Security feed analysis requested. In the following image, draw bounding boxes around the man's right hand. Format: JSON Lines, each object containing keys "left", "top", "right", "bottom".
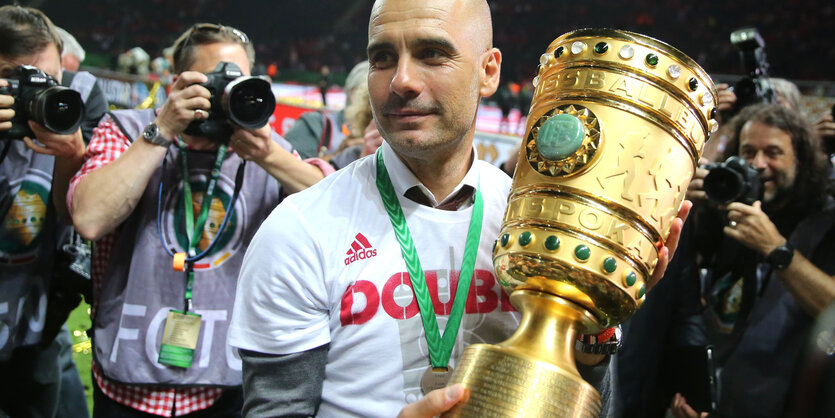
{"left": 0, "top": 79, "right": 15, "bottom": 132}
{"left": 670, "top": 393, "right": 709, "bottom": 418}
{"left": 397, "top": 384, "right": 469, "bottom": 418}
{"left": 715, "top": 83, "right": 737, "bottom": 113}
{"left": 685, "top": 158, "right": 709, "bottom": 203}
{"left": 815, "top": 111, "right": 835, "bottom": 152}
{"left": 153, "top": 71, "right": 211, "bottom": 140}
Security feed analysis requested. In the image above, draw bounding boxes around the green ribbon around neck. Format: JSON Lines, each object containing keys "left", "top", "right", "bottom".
{"left": 375, "top": 148, "right": 483, "bottom": 368}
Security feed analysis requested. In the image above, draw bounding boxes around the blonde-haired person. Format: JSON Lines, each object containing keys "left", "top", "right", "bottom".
{"left": 330, "top": 64, "right": 385, "bottom": 169}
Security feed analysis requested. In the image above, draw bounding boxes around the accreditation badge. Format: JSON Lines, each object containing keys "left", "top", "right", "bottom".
{"left": 158, "top": 310, "right": 202, "bottom": 368}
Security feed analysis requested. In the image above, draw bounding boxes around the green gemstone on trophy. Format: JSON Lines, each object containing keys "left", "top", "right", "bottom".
{"left": 625, "top": 271, "right": 637, "bottom": 287}
{"left": 602, "top": 257, "right": 617, "bottom": 273}
{"left": 688, "top": 77, "right": 699, "bottom": 91}
{"left": 545, "top": 235, "right": 560, "bottom": 251}
{"left": 646, "top": 53, "right": 659, "bottom": 66}
{"left": 492, "top": 240, "right": 497, "bottom": 252}
{"left": 554, "top": 46, "right": 564, "bottom": 58}
{"left": 574, "top": 245, "right": 590, "bottom": 261}
{"left": 594, "top": 42, "right": 608, "bottom": 54}
{"left": 501, "top": 233, "right": 510, "bottom": 247}
{"left": 638, "top": 283, "right": 646, "bottom": 298}
{"left": 519, "top": 231, "right": 532, "bottom": 247}
{"left": 536, "top": 114, "right": 586, "bottom": 161}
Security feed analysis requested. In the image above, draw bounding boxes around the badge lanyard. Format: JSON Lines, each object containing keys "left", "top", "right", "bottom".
{"left": 155, "top": 138, "right": 246, "bottom": 311}
{"left": 375, "top": 149, "right": 483, "bottom": 369}
{"left": 177, "top": 138, "right": 225, "bottom": 311}
{"left": 155, "top": 138, "right": 246, "bottom": 369}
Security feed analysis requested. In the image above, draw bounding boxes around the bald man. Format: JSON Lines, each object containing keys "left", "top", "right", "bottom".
{"left": 230, "top": 0, "right": 686, "bottom": 416}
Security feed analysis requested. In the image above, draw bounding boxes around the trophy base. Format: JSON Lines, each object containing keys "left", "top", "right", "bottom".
{"left": 442, "top": 290, "right": 602, "bottom": 418}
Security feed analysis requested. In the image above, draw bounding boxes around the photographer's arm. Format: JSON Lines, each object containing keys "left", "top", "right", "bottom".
{"left": 230, "top": 126, "right": 325, "bottom": 193}
{"left": 72, "top": 72, "right": 210, "bottom": 240}
{"left": 26, "top": 122, "right": 85, "bottom": 223}
{"left": 0, "top": 79, "right": 87, "bottom": 223}
{"left": 725, "top": 201, "right": 835, "bottom": 317}
{"left": 71, "top": 131, "right": 170, "bottom": 240}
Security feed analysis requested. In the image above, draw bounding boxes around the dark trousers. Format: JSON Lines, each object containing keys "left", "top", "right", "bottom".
{"left": 0, "top": 327, "right": 87, "bottom": 418}
{"left": 92, "top": 380, "right": 243, "bottom": 418}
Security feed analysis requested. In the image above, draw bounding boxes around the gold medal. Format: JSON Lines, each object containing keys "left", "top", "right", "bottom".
{"left": 420, "top": 366, "right": 453, "bottom": 395}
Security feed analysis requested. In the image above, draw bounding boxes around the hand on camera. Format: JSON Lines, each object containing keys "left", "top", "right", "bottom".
{"left": 24, "top": 121, "right": 84, "bottom": 159}
{"left": 0, "top": 79, "right": 84, "bottom": 157}
{"left": 686, "top": 158, "right": 710, "bottom": 203}
{"left": 715, "top": 83, "right": 737, "bottom": 113}
{"left": 0, "top": 80, "right": 14, "bottom": 131}
{"left": 229, "top": 124, "right": 274, "bottom": 163}
{"left": 155, "top": 71, "right": 211, "bottom": 140}
{"left": 670, "top": 393, "right": 708, "bottom": 418}
{"left": 723, "top": 201, "right": 785, "bottom": 256}
{"left": 815, "top": 112, "right": 835, "bottom": 144}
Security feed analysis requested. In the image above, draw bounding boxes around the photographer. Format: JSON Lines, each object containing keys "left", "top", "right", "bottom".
{"left": 68, "top": 24, "right": 328, "bottom": 417}
{"left": 671, "top": 104, "right": 835, "bottom": 418}
{"left": 0, "top": 5, "right": 107, "bottom": 417}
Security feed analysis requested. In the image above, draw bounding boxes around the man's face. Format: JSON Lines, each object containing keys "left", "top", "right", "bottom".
{"left": 738, "top": 120, "right": 797, "bottom": 206}
{"left": 189, "top": 42, "right": 250, "bottom": 76}
{"left": 62, "top": 53, "right": 81, "bottom": 72}
{"left": 0, "top": 43, "right": 62, "bottom": 82}
{"left": 366, "top": 0, "right": 497, "bottom": 157}
{"left": 181, "top": 42, "right": 250, "bottom": 149}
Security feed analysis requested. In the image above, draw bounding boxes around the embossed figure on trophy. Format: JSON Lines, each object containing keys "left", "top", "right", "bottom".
{"left": 596, "top": 132, "right": 648, "bottom": 201}
{"left": 640, "top": 146, "right": 692, "bottom": 233}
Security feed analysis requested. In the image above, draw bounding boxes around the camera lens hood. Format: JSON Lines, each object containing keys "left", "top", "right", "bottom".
{"left": 31, "top": 86, "right": 84, "bottom": 135}
{"left": 222, "top": 76, "right": 275, "bottom": 130}
{"left": 704, "top": 166, "right": 746, "bottom": 204}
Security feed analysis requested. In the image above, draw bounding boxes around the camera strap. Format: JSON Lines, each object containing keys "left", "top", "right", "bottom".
{"left": 0, "top": 141, "right": 11, "bottom": 165}
{"left": 154, "top": 139, "right": 247, "bottom": 369}
{"left": 177, "top": 138, "right": 226, "bottom": 309}
{"left": 317, "top": 111, "right": 332, "bottom": 158}
{"left": 155, "top": 138, "right": 246, "bottom": 310}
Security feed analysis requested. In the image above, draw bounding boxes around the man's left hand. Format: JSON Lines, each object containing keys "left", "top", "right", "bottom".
{"left": 24, "top": 121, "right": 85, "bottom": 159}
{"left": 724, "top": 201, "right": 786, "bottom": 256}
{"left": 229, "top": 124, "right": 274, "bottom": 163}
{"left": 647, "top": 200, "right": 692, "bottom": 290}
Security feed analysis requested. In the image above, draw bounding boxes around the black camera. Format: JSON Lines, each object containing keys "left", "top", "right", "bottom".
{"left": 725, "top": 28, "right": 776, "bottom": 120}
{"left": 0, "top": 65, "right": 84, "bottom": 140}
{"left": 702, "top": 156, "right": 762, "bottom": 205}
{"left": 183, "top": 61, "right": 276, "bottom": 144}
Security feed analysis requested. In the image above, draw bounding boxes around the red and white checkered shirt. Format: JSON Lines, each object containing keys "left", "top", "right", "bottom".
{"left": 69, "top": 115, "right": 334, "bottom": 416}
{"left": 68, "top": 115, "right": 224, "bottom": 416}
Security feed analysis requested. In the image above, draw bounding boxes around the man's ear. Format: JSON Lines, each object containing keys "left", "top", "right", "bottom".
{"left": 479, "top": 48, "right": 502, "bottom": 98}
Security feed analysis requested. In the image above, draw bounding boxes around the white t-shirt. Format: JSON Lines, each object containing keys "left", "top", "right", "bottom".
{"left": 230, "top": 142, "right": 517, "bottom": 417}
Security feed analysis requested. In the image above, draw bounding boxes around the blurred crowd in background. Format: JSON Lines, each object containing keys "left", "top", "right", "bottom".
{"left": 40, "top": 0, "right": 835, "bottom": 83}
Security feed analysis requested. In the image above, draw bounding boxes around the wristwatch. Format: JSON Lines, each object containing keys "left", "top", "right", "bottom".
{"left": 766, "top": 242, "right": 794, "bottom": 270}
{"left": 142, "top": 122, "right": 172, "bottom": 147}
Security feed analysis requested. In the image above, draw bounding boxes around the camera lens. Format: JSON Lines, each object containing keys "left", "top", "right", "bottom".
{"left": 703, "top": 167, "right": 745, "bottom": 204}
{"left": 223, "top": 77, "right": 275, "bottom": 130}
{"left": 30, "top": 87, "right": 83, "bottom": 134}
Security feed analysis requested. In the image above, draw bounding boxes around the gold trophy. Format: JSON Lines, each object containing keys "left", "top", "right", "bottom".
{"left": 444, "top": 29, "right": 717, "bottom": 417}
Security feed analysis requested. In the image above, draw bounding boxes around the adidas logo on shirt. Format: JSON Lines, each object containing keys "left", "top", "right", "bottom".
{"left": 344, "top": 233, "right": 378, "bottom": 265}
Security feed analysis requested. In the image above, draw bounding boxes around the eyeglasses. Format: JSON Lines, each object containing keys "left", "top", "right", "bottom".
{"left": 187, "top": 23, "right": 250, "bottom": 45}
